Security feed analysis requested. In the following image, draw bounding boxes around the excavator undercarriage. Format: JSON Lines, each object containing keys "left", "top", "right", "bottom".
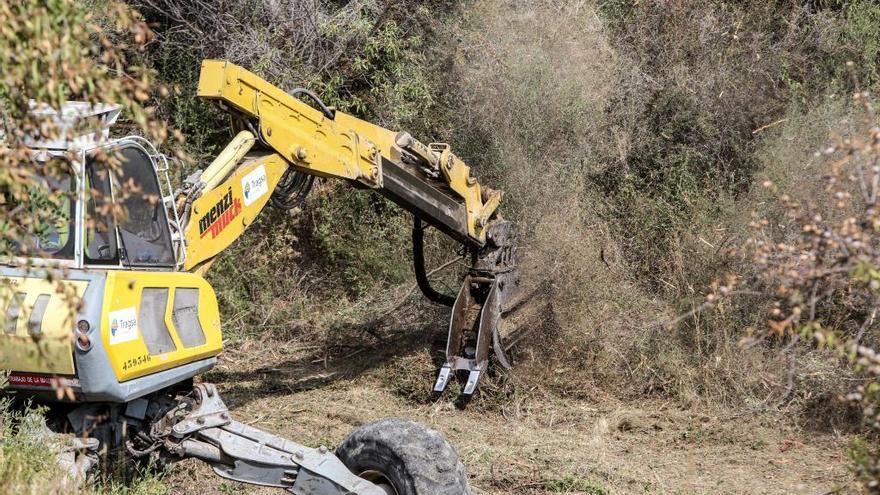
{"left": 57, "top": 384, "right": 387, "bottom": 494}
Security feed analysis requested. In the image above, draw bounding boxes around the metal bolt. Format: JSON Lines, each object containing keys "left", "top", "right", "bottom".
{"left": 293, "top": 451, "right": 304, "bottom": 461}
{"left": 221, "top": 412, "right": 229, "bottom": 420}
{"left": 197, "top": 417, "right": 205, "bottom": 425}
{"left": 173, "top": 424, "right": 185, "bottom": 433}
{"left": 318, "top": 445, "right": 328, "bottom": 454}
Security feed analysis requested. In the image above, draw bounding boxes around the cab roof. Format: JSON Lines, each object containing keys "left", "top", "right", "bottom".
{"left": 24, "top": 100, "right": 121, "bottom": 151}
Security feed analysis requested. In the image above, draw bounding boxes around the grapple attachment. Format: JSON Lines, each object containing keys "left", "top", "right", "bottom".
{"left": 432, "top": 220, "right": 519, "bottom": 396}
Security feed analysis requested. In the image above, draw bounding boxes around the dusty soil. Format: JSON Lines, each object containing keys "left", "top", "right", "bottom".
{"left": 163, "top": 328, "right": 857, "bottom": 495}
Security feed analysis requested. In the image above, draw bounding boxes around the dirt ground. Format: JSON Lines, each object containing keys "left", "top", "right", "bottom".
{"left": 162, "top": 329, "right": 857, "bottom": 495}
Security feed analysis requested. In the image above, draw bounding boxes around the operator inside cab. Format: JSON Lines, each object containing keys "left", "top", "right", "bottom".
{"left": 2, "top": 168, "right": 74, "bottom": 259}
{"left": 3, "top": 144, "right": 175, "bottom": 269}
{"left": 85, "top": 146, "right": 175, "bottom": 267}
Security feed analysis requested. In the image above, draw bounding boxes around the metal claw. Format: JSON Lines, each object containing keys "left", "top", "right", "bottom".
{"left": 492, "top": 322, "right": 513, "bottom": 370}
{"left": 433, "top": 365, "right": 452, "bottom": 393}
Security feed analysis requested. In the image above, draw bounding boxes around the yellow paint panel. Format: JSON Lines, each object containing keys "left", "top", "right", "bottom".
{"left": 183, "top": 153, "right": 288, "bottom": 271}
{"left": 0, "top": 277, "right": 86, "bottom": 374}
{"left": 102, "top": 271, "right": 222, "bottom": 382}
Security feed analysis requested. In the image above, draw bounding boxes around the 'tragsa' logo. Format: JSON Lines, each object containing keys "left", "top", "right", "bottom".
{"left": 199, "top": 188, "right": 242, "bottom": 239}
{"left": 241, "top": 166, "right": 269, "bottom": 207}
{"left": 107, "top": 307, "right": 138, "bottom": 345}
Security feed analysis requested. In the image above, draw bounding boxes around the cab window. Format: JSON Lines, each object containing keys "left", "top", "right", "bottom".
{"left": 3, "top": 168, "right": 75, "bottom": 260}
{"left": 112, "top": 146, "right": 175, "bottom": 267}
{"left": 84, "top": 161, "right": 118, "bottom": 264}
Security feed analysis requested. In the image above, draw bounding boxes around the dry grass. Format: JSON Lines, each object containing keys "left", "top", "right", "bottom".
{"left": 165, "top": 334, "right": 859, "bottom": 494}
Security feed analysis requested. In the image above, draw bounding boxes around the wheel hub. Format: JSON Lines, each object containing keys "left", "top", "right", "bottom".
{"left": 358, "top": 470, "right": 398, "bottom": 495}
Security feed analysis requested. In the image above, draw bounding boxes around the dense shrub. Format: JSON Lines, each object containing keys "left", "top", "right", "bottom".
{"left": 423, "top": 0, "right": 880, "bottom": 413}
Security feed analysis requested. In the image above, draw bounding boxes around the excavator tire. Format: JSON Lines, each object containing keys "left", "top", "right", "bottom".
{"left": 336, "top": 419, "right": 471, "bottom": 495}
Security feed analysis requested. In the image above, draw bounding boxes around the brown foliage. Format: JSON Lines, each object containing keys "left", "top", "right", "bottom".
{"left": 738, "top": 89, "right": 880, "bottom": 490}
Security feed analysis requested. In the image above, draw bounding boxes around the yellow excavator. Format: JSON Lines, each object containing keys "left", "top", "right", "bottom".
{"left": 0, "top": 61, "right": 519, "bottom": 494}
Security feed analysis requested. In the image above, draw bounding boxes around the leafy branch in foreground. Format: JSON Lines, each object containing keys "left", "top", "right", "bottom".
{"left": 0, "top": 0, "right": 177, "bottom": 377}
{"left": 0, "top": 0, "right": 173, "bottom": 256}
{"left": 746, "top": 88, "right": 879, "bottom": 491}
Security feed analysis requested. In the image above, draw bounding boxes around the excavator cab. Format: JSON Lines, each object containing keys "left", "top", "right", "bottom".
{"left": 85, "top": 145, "right": 177, "bottom": 268}
{"left": 7, "top": 145, "right": 174, "bottom": 265}
{"left": 1, "top": 103, "right": 221, "bottom": 402}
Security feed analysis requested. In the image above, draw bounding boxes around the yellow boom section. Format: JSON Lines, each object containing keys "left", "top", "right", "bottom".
{"left": 196, "top": 59, "right": 501, "bottom": 244}
{"left": 182, "top": 153, "right": 289, "bottom": 271}
{"left": 197, "top": 60, "right": 390, "bottom": 187}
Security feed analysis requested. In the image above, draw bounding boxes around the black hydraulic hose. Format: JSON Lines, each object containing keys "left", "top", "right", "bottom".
{"left": 291, "top": 88, "right": 335, "bottom": 120}
{"left": 412, "top": 217, "right": 456, "bottom": 307}
{"left": 270, "top": 169, "right": 314, "bottom": 210}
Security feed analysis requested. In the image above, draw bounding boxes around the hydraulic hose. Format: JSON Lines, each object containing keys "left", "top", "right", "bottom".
{"left": 412, "top": 217, "right": 456, "bottom": 307}
{"left": 291, "top": 88, "right": 335, "bottom": 120}
{"left": 269, "top": 168, "right": 314, "bottom": 210}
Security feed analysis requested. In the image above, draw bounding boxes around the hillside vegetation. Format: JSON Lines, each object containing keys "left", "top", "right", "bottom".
{"left": 133, "top": 0, "right": 880, "bottom": 413}
{"left": 3, "top": 0, "right": 880, "bottom": 493}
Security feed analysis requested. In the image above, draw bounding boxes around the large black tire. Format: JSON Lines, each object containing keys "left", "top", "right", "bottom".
{"left": 335, "top": 419, "right": 471, "bottom": 495}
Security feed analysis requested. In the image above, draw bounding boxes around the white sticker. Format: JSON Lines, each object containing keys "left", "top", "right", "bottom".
{"left": 108, "top": 307, "right": 138, "bottom": 345}
{"left": 241, "top": 165, "right": 269, "bottom": 207}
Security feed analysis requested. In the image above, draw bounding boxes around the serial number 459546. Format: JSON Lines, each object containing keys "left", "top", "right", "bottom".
{"left": 122, "top": 354, "right": 152, "bottom": 371}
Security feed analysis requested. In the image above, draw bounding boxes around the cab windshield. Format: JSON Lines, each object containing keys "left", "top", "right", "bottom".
{"left": 108, "top": 146, "right": 175, "bottom": 267}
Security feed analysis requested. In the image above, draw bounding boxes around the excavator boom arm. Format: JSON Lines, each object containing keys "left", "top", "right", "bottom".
{"left": 185, "top": 60, "right": 519, "bottom": 396}
{"left": 196, "top": 59, "right": 500, "bottom": 247}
